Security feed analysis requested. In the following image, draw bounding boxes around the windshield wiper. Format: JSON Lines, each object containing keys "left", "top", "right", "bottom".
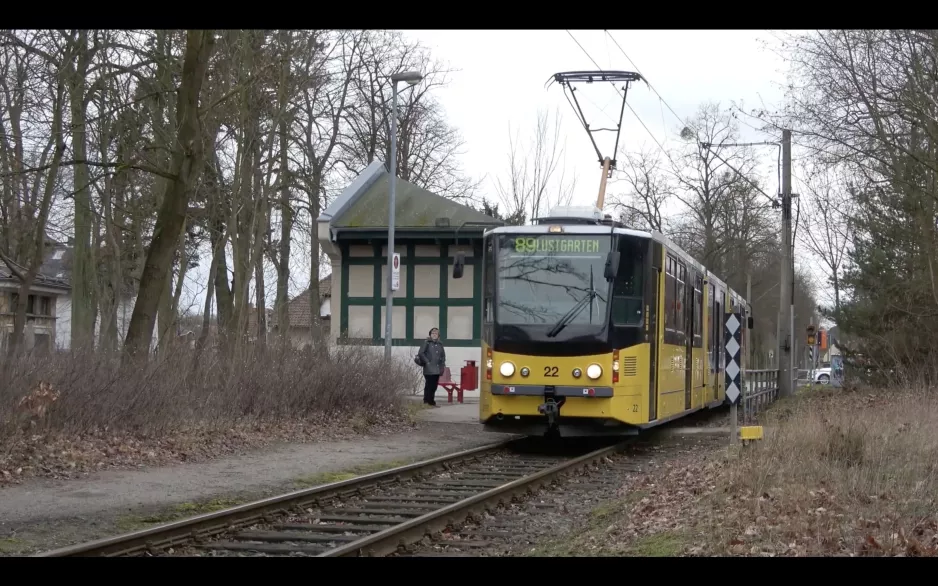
{"left": 546, "top": 289, "right": 597, "bottom": 337}
{"left": 547, "top": 267, "right": 598, "bottom": 338}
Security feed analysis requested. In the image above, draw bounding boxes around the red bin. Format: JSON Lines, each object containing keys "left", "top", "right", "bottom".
{"left": 461, "top": 360, "right": 478, "bottom": 391}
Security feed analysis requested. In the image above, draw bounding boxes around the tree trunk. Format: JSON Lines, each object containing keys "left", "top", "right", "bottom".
{"left": 308, "top": 169, "right": 322, "bottom": 346}
{"left": 156, "top": 245, "right": 174, "bottom": 353}
{"left": 10, "top": 278, "right": 36, "bottom": 356}
{"left": 275, "top": 122, "right": 292, "bottom": 342}
{"left": 96, "top": 90, "right": 123, "bottom": 354}
{"left": 68, "top": 29, "right": 97, "bottom": 352}
{"left": 255, "top": 256, "right": 266, "bottom": 343}
{"left": 206, "top": 147, "right": 234, "bottom": 348}
{"left": 124, "top": 30, "right": 215, "bottom": 360}
{"left": 253, "top": 137, "right": 267, "bottom": 345}
{"left": 158, "top": 226, "right": 188, "bottom": 353}
{"left": 171, "top": 230, "right": 189, "bottom": 320}
{"left": 212, "top": 218, "right": 234, "bottom": 346}
{"left": 197, "top": 251, "right": 217, "bottom": 352}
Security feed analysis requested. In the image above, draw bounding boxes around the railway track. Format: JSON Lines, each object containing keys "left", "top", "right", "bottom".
{"left": 35, "top": 436, "right": 631, "bottom": 558}
{"left": 397, "top": 432, "right": 725, "bottom": 557}
{"left": 35, "top": 405, "right": 729, "bottom": 558}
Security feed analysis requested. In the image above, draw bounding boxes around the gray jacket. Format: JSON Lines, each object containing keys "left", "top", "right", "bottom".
{"left": 419, "top": 338, "right": 446, "bottom": 376}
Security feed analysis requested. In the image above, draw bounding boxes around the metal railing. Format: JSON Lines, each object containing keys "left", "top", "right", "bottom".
{"left": 741, "top": 369, "right": 779, "bottom": 425}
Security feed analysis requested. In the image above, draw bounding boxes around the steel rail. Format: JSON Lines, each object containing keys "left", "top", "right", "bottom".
{"left": 319, "top": 439, "right": 632, "bottom": 557}
{"left": 33, "top": 438, "right": 521, "bottom": 557}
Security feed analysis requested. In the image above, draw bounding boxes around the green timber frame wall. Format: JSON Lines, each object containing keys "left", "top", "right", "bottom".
{"left": 338, "top": 238, "right": 483, "bottom": 347}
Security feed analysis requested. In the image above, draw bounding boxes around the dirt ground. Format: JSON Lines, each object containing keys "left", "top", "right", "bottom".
{"left": 0, "top": 418, "right": 510, "bottom": 556}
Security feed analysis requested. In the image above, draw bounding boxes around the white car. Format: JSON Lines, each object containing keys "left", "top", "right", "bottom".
{"left": 813, "top": 367, "right": 832, "bottom": 384}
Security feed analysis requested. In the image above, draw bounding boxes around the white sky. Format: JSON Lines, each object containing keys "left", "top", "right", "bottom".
{"left": 174, "top": 29, "right": 837, "bottom": 320}
{"left": 405, "top": 29, "right": 790, "bottom": 204}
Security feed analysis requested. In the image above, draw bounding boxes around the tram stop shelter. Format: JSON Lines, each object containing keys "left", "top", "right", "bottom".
{"left": 317, "top": 160, "right": 504, "bottom": 392}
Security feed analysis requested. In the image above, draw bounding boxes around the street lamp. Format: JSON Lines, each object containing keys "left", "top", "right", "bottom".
{"left": 385, "top": 70, "right": 423, "bottom": 360}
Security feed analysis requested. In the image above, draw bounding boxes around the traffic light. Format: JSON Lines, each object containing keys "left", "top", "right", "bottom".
{"left": 819, "top": 329, "right": 828, "bottom": 351}
{"left": 806, "top": 324, "right": 816, "bottom": 346}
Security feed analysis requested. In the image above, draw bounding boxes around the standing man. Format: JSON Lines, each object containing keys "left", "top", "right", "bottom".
{"left": 419, "top": 327, "right": 446, "bottom": 407}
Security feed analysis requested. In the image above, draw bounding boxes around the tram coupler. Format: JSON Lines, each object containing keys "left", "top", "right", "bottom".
{"left": 538, "top": 395, "right": 565, "bottom": 438}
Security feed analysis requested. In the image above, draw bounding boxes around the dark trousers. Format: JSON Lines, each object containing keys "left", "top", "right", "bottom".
{"left": 423, "top": 374, "right": 440, "bottom": 404}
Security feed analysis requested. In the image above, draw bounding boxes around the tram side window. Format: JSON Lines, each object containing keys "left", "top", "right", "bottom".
{"left": 612, "top": 240, "right": 643, "bottom": 326}
{"left": 483, "top": 238, "right": 495, "bottom": 323}
{"left": 664, "top": 255, "right": 676, "bottom": 341}
{"left": 675, "top": 261, "right": 686, "bottom": 344}
{"left": 715, "top": 289, "right": 724, "bottom": 370}
{"left": 693, "top": 275, "right": 703, "bottom": 348}
{"left": 708, "top": 284, "right": 716, "bottom": 371}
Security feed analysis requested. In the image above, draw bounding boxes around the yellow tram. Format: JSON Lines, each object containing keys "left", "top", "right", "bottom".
{"left": 452, "top": 208, "right": 751, "bottom": 438}
{"left": 446, "top": 68, "right": 752, "bottom": 437}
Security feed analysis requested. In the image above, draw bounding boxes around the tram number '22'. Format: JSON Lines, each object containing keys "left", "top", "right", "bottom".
{"left": 544, "top": 366, "right": 559, "bottom": 377}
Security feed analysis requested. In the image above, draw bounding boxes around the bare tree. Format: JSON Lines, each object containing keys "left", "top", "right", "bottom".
{"left": 494, "top": 108, "right": 577, "bottom": 225}
{"left": 670, "top": 101, "right": 763, "bottom": 274}
{"left": 609, "top": 146, "right": 670, "bottom": 232}
{"left": 269, "top": 29, "right": 300, "bottom": 343}
{"left": 340, "top": 30, "right": 479, "bottom": 203}
{"left": 795, "top": 163, "right": 854, "bottom": 313}
{"left": 0, "top": 30, "right": 69, "bottom": 355}
{"left": 291, "top": 30, "right": 363, "bottom": 345}
{"left": 124, "top": 29, "right": 216, "bottom": 359}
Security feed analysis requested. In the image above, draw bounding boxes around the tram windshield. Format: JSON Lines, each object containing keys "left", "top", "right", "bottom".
{"left": 495, "top": 233, "right": 611, "bottom": 327}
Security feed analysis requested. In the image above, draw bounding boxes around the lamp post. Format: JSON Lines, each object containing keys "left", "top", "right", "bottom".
{"left": 385, "top": 70, "right": 423, "bottom": 360}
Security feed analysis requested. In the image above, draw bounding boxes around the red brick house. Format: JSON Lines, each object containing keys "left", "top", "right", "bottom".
{"left": 269, "top": 275, "right": 332, "bottom": 347}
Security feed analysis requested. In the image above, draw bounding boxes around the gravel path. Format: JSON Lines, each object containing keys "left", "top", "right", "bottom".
{"left": 0, "top": 421, "right": 512, "bottom": 555}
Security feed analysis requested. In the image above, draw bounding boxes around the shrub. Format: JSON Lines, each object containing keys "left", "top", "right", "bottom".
{"left": 0, "top": 341, "right": 419, "bottom": 440}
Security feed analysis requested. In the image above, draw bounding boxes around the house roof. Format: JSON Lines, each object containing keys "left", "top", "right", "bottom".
{"left": 0, "top": 241, "right": 72, "bottom": 291}
{"left": 270, "top": 275, "right": 332, "bottom": 330}
{"left": 318, "top": 160, "right": 503, "bottom": 238}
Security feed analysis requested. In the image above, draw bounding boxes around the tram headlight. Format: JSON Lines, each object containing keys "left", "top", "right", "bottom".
{"left": 520, "top": 367, "right": 530, "bottom": 377}
{"left": 499, "top": 361, "right": 516, "bottom": 377}
{"left": 586, "top": 363, "right": 603, "bottom": 380}
{"left": 572, "top": 368, "right": 582, "bottom": 378}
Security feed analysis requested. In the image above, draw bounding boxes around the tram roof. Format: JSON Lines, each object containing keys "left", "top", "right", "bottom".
{"left": 485, "top": 224, "right": 653, "bottom": 239}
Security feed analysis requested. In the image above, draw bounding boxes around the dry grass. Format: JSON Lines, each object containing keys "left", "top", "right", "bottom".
{"left": 0, "top": 342, "right": 421, "bottom": 485}
{"left": 533, "top": 386, "right": 938, "bottom": 557}
{"left": 707, "top": 385, "right": 938, "bottom": 556}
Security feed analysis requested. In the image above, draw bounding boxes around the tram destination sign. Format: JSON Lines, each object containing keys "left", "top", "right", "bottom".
{"left": 511, "top": 235, "right": 603, "bottom": 255}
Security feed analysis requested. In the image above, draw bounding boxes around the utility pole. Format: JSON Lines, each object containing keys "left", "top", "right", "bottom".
{"left": 747, "top": 274, "right": 753, "bottom": 373}
{"left": 778, "top": 129, "right": 793, "bottom": 399}
{"left": 383, "top": 71, "right": 424, "bottom": 360}
{"left": 384, "top": 80, "right": 399, "bottom": 360}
